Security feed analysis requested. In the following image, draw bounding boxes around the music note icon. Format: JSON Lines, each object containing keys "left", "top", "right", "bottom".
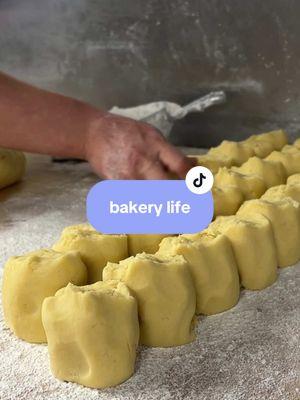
{"left": 193, "top": 173, "right": 206, "bottom": 188}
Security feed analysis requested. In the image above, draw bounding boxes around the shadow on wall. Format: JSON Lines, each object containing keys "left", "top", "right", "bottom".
{"left": 0, "top": 0, "right": 300, "bottom": 146}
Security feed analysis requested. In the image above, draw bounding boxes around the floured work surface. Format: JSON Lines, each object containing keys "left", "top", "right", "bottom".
{"left": 0, "top": 154, "right": 299, "bottom": 400}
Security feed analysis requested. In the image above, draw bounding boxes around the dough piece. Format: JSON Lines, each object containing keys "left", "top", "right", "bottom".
{"left": 282, "top": 144, "right": 300, "bottom": 153}
{"left": 42, "top": 281, "right": 139, "bottom": 389}
{"left": 242, "top": 139, "right": 274, "bottom": 158}
{"left": 214, "top": 168, "right": 266, "bottom": 200}
{"left": 0, "top": 148, "right": 26, "bottom": 189}
{"left": 267, "top": 130, "right": 288, "bottom": 150}
{"left": 2, "top": 249, "right": 87, "bottom": 343}
{"left": 265, "top": 147, "right": 300, "bottom": 176}
{"left": 232, "top": 157, "right": 286, "bottom": 188}
{"left": 237, "top": 198, "right": 300, "bottom": 267}
{"left": 128, "top": 234, "right": 169, "bottom": 256}
{"left": 212, "top": 185, "right": 244, "bottom": 217}
{"left": 208, "top": 215, "right": 277, "bottom": 290}
{"left": 287, "top": 173, "right": 300, "bottom": 185}
{"left": 157, "top": 233, "right": 240, "bottom": 315}
{"left": 294, "top": 138, "right": 300, "bottom": 149}
{"left": 103, "top": 253, "right": 196, "bottom": 347}
{"left": 261, "top": 184, "right": 300, "bottom": 203}
{"left": 188, "top": 154, "right": 231, "bottom": 174}
{"left": 246, "top": 130, "right": 288, "bottom": 151}
{"left": 207, "top": 141, "right": 255, "bottom": 167}
{"left": 53, "top": 224, "right": 128, "bottom": 283}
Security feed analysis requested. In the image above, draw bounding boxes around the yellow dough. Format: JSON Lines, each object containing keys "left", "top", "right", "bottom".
{"left": 127, "top": 234, "right": 169, "bottom": 256}
{"left": 245, "top": 130, "right": 288, "bottom": 151}
{"left": 0, "top": 148, "right": 26, "bottom": 189}
{"left": 242, "top": 138, "right": 274, "bottom": 158}
{"left": 265, "top": 146, "right": 300, "bottom": 176}
{"left": 266, "top": 130, "right": 288, "bottom": 150}
{"left": 232, "top": 157, "right": 286, "bottom": 188}
{"left": 207, "top": 140, "right": 255, "bottom": 167}
{"left": 42, "top": 281, "right": 139, "bottom": 389}
{"left": 208, "top": 215, "right": 277, "bottom": 290}
{"left": 261, "top": 184, "right": 300, "bottom": 203}
{"left": 282, "top": 144, "right": 300, "bottom": 153}
{"left": 103, "top": 253, "right": 196, "bottom": 347}
{"left": 157, "top": 233, "right": 240, "bottom": 315}
{"left": 212, "top": 186, "right": 244, "bottom": 217}
{"left": 294, "top": 138, "right": 300, "bottom": 149}
{"left": 53, "top": 224, "right": 128, "bottom": 283}
{"left": 214, "top": 168, "right": 266, "bottom": 200}
{"left": 237, "top": 198, "right": 300, "bottom": 267}
{"left": 2, "top": 249, "right": 87, "bottom": 343}
{"left": 188, "top": 154, "right": 231, "bottom": 174}
{"left": 287, "top": 173, "right": 300, "bottom": 185}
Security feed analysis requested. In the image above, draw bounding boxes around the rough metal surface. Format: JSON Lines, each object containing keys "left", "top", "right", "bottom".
{"left": 1, "top": 0, "right": 300, "bottom": 145}
{"left": 0, "top": 155, "right": 299, "bottom": 400}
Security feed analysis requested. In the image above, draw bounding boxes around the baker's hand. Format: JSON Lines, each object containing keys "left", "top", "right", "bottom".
{"left": 85, "top": 113, "right": 194, "bottom": 179}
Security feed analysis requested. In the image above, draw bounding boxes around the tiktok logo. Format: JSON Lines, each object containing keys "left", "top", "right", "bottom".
{"left": 185, "top": 166, "right": 214, "bottom": 195}
{"left": 193, "top": 173, "right": 206, "bottom": 188}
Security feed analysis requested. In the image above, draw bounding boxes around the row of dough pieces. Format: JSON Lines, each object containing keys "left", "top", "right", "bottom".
{"left": 197, "top": 132, "right": 300, "bottom": 217}
{"left": 0, "top": 129, "right": 294, "bottom": 191}
{"left": 3, "top": 174, "right": 300, "bottom": 389}
{"left": 2, "top": 134, "right": 300, "bottom": 389}
{"left": 191, "top": 129, "right": 291, "bottom": 172}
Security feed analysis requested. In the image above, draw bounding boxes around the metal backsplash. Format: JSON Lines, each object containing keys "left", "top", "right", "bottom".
{"left": 1, "top": 0, "right": 299, "bottom": 147}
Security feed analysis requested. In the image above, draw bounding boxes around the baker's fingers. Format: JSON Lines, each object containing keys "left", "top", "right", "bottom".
{"left": 157, "top": 141, "right": 194, "bottom": 178}
{"left": 186, "top": 156, "right": 198, "bottom": 165}
{"left": 138, "top": 157, "right": 171, "bottom": 180}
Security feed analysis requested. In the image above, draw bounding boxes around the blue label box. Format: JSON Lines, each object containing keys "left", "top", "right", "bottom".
{"left": 87, "top": 180, "right": 214, "bottom": 234}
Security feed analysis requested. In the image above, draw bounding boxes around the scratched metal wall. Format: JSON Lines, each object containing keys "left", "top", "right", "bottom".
{"left": 0, "top": 0, "right": 299, "bottom": 147}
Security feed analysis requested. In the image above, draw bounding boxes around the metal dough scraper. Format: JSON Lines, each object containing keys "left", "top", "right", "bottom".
{"left": 110, "top": 91, "right": 226, "bottom": 138}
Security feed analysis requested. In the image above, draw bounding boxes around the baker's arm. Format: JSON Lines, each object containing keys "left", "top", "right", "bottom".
{"left": 0, "top": 72, "right": 193, "bottom": 179}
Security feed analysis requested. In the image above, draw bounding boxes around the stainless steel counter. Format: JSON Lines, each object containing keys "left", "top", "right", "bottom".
{"left": 0, "top": 154, "right": 299, "bottom": 400}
